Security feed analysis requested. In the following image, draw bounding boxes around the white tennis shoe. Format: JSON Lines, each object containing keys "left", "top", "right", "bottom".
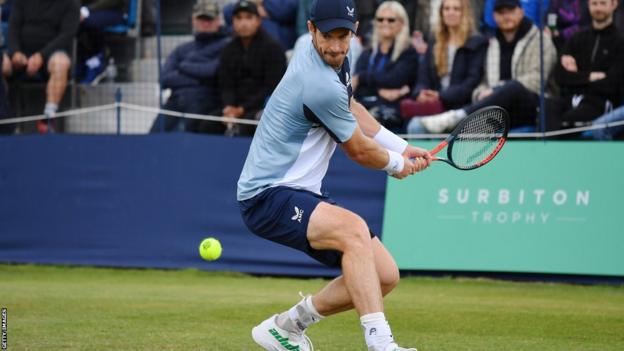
{"left": 252, "top": 314, "right": 314, "bottom": 351}
{"left": 420, "top": 110, "right": 462, "bottom": 133}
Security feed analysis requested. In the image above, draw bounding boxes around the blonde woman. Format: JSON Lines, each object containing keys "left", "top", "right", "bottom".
{"left": 403, "top": 0, "right": 487, "bottom": 119}
{"left": 353, "top": 1, "right": 419, "bottom": 130}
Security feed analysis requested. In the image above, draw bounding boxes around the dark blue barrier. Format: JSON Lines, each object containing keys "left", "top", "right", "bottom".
{"left": 0, "top": 134, "right": 386, "bottom": 277}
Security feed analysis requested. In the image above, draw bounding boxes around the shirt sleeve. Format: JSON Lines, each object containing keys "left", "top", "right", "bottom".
{"left": 302, "top": 73, "right": 356, "bottom": 143}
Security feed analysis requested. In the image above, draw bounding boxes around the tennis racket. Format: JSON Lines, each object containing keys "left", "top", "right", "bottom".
{"left": 429, "top": 106, "right": 509, "bottom": 170}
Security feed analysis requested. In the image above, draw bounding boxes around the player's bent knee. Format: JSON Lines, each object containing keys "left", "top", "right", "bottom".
{"left": 338, "top": 216, "right": 371, "bottom": 251}
{"left": 379, "top": 266, "right": 400, "bottom": 294}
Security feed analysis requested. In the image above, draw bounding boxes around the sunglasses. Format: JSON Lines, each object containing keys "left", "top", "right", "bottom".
{"left": 376, "top": 17, "right": 398, "bottom": 23}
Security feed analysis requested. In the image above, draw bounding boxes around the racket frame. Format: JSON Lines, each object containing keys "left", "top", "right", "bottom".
{"left": 430, "top": 106, "right": 510, "bottom": 170}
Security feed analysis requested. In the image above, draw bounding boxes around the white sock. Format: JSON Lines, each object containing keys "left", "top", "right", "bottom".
{"left": 361, "top": 312, "right": 394, "bottom": 351}
{"left": 276, "top": 296, "right": 323, "bottom": 333}
{"left": 44, "top": 103, "right": 58, "bottom": 117}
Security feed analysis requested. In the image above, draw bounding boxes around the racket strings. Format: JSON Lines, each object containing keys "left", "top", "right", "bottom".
{"left": 451, "top": 109, "right": 506, "bottom": 169}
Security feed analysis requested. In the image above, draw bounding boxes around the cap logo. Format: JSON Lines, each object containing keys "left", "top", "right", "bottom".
{"left": 346, "top": 6, "right": 355, "bottom": 17}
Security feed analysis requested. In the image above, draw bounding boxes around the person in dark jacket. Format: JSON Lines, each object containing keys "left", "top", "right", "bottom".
{"left": 353, "top": 1, "right": 419, "bottom": 130}
{"left": 556, "top": 0, "right": 624, "bottom": 126}
{"left": 5, "top": 0, "right": 79, "bottom": 133}
{"left": 404, "top": 0, "right": 487, "bottom": 119}
{"left": 224, "top": 0, "right": 298, "bottom": 50}
{"left": 150, "top": 0, "right": 230, "bottom": 132}
{"left": 200, "top": 0, "right": 286, "bottom": 136}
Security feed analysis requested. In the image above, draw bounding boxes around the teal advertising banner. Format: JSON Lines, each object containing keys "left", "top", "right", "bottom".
{"left": 383, "top": 141, "right": 624, "bottom": 276}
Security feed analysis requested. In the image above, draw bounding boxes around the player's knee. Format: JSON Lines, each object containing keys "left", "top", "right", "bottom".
{"left": 338, "top": 215, "right": 370, "bottom": 252}
{"left": 380, "top": 265, "right": 400, "bottom": 295}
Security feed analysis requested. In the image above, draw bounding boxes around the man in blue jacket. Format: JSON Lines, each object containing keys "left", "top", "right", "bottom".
{"left": 150, "top": 0, "right": 230, "bottom": 133}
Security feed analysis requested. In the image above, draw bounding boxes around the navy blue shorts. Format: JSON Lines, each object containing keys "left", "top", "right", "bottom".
{"left": 239, "top": 186, "right": 375, "bottom": 267}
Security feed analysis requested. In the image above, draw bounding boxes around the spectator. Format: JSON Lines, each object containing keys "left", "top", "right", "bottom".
{"left": 5, "top": 0, "right": 79, "bottom": 133}
{"left": 401, "top": 0, "right": 487, "bottom": 119}
{"left": 545, "top": 0, "right": 590, "bottom": 50}
{"left": 410, "top": 0, "right": 484, "bottom": 40}
{"left": 555, "top": 0, "right": 624, "bottom": 128}
{"left": 78, "top": 0, "right": 128, "bottom": 82}
{"left": 150, "top": 0, "right": 229, "bottom": 133}
{"left": 409, "top": 0, "right": 557, "bottom": 133}
{"left": 224, "top": 0, "right": 298, "bottom": 49}
{"left": 352, "top": 1, "right": 419, "bottom": 130}
{"left": 199, "top": 0, "right": 286, "bottom": 136}
{"left": 483, "top": 0, "right": 549, "bottom": 33}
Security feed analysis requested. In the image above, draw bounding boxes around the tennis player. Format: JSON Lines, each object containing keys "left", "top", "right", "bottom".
{"left": 237, "top": 0, "right": 431, "bottom": 349}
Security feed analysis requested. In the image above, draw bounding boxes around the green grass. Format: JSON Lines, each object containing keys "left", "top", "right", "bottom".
{"left": 1, "top": 264, "right": 623, "bottom": 350}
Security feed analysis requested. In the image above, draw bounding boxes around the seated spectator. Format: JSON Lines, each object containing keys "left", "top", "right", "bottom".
{"left": 408, "top": 0, "right": 557, "bottom": 133}
{"left": 545, "top": 0, "right": 590, "bottom": 51}
{"left": 77, "top": 0, "right": 128, "bottom": 82}
{"left": 555, "top": 0, "right": 624, "bottom": 128}
{"left": 199, "top": 0, "right": 286, "bottom": 136}
{"left": 224, "top": 0, "right": 298, "bottom": 49}
{"left": 5, "top": 0, "right": 79, "bottom": 133}
{"left": 483, "top": 0, "right": 549, "bottom": 33}
{"left": 401, "top": 0, "right": 487, "bottom": 119}
{"left": 150, "top": 0, "right": 229, "bottom": 133}
{"left": 352, "top": 0, "right": 419, "bottom": 130}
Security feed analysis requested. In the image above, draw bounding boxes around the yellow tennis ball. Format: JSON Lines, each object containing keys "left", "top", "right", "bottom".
{"left": 199, "top": 237, "right": 222, "bottom": 261}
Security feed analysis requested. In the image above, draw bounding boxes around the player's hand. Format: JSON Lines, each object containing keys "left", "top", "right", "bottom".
{"left": 26, "top": 53, "right": 43, "bottom": 76}
{"left": 403, "top": 145, "right": 432, "bottom": 172}
{"left": 390, "top": 157, "right": 416, "bottom": 179}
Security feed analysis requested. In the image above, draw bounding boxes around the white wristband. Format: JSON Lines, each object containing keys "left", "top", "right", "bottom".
{"left": 383, "top": 150, "right": 404, "bottom": 175}
{"left": 374, "top": 126, "right": 408, "bottom": 154}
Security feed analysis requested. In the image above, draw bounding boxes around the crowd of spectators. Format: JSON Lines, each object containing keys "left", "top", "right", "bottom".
{"left": 0, "top": 0, "right": 622, "bottom": 139}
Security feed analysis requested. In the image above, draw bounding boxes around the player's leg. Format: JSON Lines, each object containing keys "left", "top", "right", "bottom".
{"left": 299, "top": 202, "right": 412, "bottom": 351}
{"left": 310, "top": 237, "right": 399, "bottom": 316}
{"left": 307, "top": 202, "right": 384, "bottom": 315}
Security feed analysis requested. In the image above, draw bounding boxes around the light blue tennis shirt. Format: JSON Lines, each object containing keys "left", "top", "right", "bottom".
{"left": 237, "top": 39, "right": 356, "bottom": 201}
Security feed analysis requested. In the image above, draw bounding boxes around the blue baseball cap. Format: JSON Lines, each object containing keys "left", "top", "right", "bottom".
{"left": 310, "top": 0, "right": 357, "bottom": 33}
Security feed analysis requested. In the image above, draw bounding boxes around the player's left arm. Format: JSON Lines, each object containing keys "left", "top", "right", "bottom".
{"left": 350, "top": 97, "right": 381, "bottom": 138}
{"left": 350, "top": 97, "right": 431, "bottom": 162}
